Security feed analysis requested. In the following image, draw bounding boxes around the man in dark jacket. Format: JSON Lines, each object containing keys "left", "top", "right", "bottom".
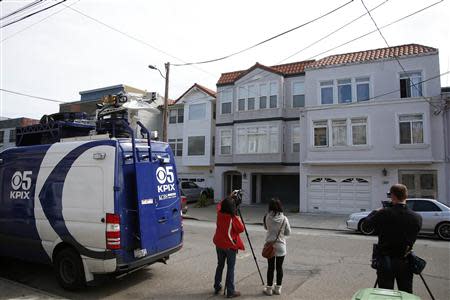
{"left": 365, "top": 184, "right": 422, "bottom": 293}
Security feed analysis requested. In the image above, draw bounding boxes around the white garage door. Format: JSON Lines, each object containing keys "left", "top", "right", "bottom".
{"left": 307, "top": 177, "right": 371, "bottom": 214}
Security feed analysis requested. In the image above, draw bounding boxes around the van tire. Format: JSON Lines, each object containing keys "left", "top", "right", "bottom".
{"left": 54, "top": 247, "right": 85, "bottom": 290}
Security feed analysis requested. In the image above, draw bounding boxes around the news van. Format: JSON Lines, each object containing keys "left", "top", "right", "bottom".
{"left": 0, "top": 109, "right": 183, "bottom": 290}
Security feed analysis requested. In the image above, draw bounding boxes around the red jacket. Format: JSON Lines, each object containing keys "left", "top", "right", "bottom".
{"left": 213, "top": 202, "right": 245, "bottom": 251}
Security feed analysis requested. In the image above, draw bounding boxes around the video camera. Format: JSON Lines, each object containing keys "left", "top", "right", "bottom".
{"left": 232, "top": 189, "right": 243, "bottom": 207}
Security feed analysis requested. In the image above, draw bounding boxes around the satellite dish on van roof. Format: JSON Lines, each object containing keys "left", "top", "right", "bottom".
{"left": 123, "top": 99, "right": 158, "bottom": 112}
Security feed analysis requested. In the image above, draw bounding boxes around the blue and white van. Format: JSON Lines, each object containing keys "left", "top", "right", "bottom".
{"left": 0, "top": 130, "right": 183, "bottom": 289}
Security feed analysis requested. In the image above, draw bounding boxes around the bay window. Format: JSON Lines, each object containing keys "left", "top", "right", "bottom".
{"left": 236, "top": 125, "right": 278, "bottom": 154}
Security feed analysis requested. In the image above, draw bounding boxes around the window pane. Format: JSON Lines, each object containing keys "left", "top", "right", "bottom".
{"left": 357, "top": 83, "right": 370, "bottom": 101}
{"left": 222, "top": 102, "right": 231, "bottom": 114}
{"left": 188, "top": 136, "right": 205, "bottom": 155}
{"left": 238, "top": 87, "right": 247, "bottom": 99}
{"left": 332, "top": 120, "right": 347, "bottom": 146}
{"left": 321, "top": 87, "right": 333, "bottom": 104}
{"left": 269, "top": 95, "right": 277, "bottom": 108}
{"left": 248, "top": 98, "right": 255, "bottom": 110}
{"left": 189, "top": 103, "right": 206, "bottom": 120}
{"left": 314, "top": 127, "right": 327, "bottom": 146}
{"left": 270, "top": 82, "right": 277, "bottom": 95}
{"left": 259, "top": 96, "right": 267, "bottom": 109}
{"left": 413, "top": 200, "right": 440, "bottom": 212}
{"left": 352, "top": 124, "right": 367, "bottom": 145}
{"left": 410, "top": 75, "right": 423, "bottom": 97}
{"left": 238, "top": 99, "right": 245, "bottom": 111}
{"left": 420, "top": 174, "right": 435, "bottom": 190}
{"left": 293, "top": 82, "right": 305, "bottom": 95}
{"left": 400, "top": 78, "right": 411, "bottom": 98}
{"left": 293, "top": 95, "right": 305, "bottom": 107}
{"left": 169, "top": 109, "right": 177, "bottom": 123}
{"left": 178, "top": 109, "right": 184, "bottom": 123}
{"left": 401, "top": 174, "right": 415, "bottom": 190}
{"left": 412, "top": 121, "right": 423, "bottom": 143}
{"left": 338, "top": 83, "right": 352, "bottom": 103}
{"left": 399, "top": 122, "right": 411, "bottom": 144}
{"left": 9, "top": 129, "right": 16, "bottom": 142}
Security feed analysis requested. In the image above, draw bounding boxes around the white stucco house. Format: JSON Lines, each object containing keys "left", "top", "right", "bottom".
{"left": 299, "top": 44, "right": 449, "bottom": 213}
{"left": 168, "top": 83, "right": 216, "bottom": 188}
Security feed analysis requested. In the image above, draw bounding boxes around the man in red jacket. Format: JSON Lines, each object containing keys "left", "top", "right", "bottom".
{"left": 213, "top": 194, "right": 245, "bottom": 298}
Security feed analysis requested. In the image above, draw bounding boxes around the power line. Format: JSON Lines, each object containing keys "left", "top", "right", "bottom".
{"left": 0, "top": 0, "right": 44, "bottom": 21}
{"left": 280, "top": 0, "right": 390, "bottom": 63}
{"left": 1, "top": 0, "right": 81, "bottom": 43}
{"left": 360, "top": 0, "right": 442, "bottom": 112}
{"left": 0, "top": 0, "right": 67, "bottom": 29}
{"left": 0, "top": 88, "right": 66, "bottom": 103}
{"left": 171, "top": 0, "right": 355, "bottom": 67}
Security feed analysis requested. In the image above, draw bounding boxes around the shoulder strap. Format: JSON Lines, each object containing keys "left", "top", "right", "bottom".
{"left": 275, "top": 218, "right": 286, "bottom": 241}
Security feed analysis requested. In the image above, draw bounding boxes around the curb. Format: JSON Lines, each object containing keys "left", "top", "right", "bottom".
{"left": 0, "top": 277, "right": 65, "bottom": 299}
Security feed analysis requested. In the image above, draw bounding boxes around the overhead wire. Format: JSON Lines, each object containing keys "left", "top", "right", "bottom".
{"left": 0, "top": 88, "right": 66, "bottom": 103}
{"left": 171, "top": 0, "right": 355, "bottom": 67}
{"left": 0, "top": 0, "right": 44, "bottom": 21}
{"left": 0, "top": 0, "right": 67, "bottom": 29}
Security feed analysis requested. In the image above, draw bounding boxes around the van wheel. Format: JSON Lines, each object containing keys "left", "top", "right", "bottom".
{"left": 54, "top": 248, "right": 85, "bottom": 290}
{"left": 359, "top": 219, "right": 375, "bottom": 235}
{"left": 436, "top": 222, "right": 450, "bottom": 241}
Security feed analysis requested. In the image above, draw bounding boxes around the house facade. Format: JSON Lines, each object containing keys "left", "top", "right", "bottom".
{"left": 214, "top": 61, "right": 314, "bottom": 207}
{"left": 168, "top": 84, "right": 216, "bottom": 188}
{"left": 300, "top": 44, "right": 449, "bottom": 213}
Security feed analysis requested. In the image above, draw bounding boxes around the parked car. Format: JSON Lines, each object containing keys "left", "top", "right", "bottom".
{"left": 181, "top": 190, "right": 188, "bottom": 215}
{"left": 180, "top": 181, "right": 206, "bottom": 203}
{"left": 347, "top": 198, "right": 450, "bottom": 240}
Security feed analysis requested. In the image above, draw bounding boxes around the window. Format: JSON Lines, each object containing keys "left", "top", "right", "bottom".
{"left": 412, "top": 200, "right": 441, "bottom": 212}
{"left": 292, "top": 125, "right": 300, "bottom": 152}
{"left": 221, "top": 89, "right": 232, "bottom": 114}
{"left": 9, "top": 129, "right": 16, "bottom": 143}
{"left": 356, "top": 77, "right": 370, "bottom": 101}
{"left": 320, "top": 81, "right": 334, "bottom": 104}
{"left": 0, "top": 131, "right": 4, "bottom": 143}
{"left": 332, "top": 119, "right": 347, "bottom": 146}
{"left": 187, "top": 136, "right": 205, "bottom": 155}
{"left": 313, "top": 120, "right": 328, "bottom": 147}
{"left": 400, "top": 72, "right": 422, "bottom": 98}
{"left": 236, "top": 125, "right": 278, "bottom": 154}
{"left": 399, "top": 114, "right": 423, "bottom": 144}
{"left": 169, "top": 108, "right": 184, "bottom": 124}
{"left": 351, "top": 117, "right": 367, "bottom": 145}
{"left": 259, "top": 84, "right": 267, "bottom": 109}
{"left": 168, "top": 138, "right": 183, "bottom": 156}
{"left": 247, "top": 85, "right": 256, "bottom": 110}
{"left": 269, "top": 82, "right": 277, "bottom": 108}
{"left": 338, "top": 79, "right": 352, "bottom": 103}
{"left": 220, "top": 129, "right": 232, "bottom": 155}
{"left": 189, "top": 103, "right": 206, "bottom": 120}
{"left": 292, "top": 82, "right": 305, "bottom": 108}
{"left": 238, "top": 87, "right": 246, "bottom": 111}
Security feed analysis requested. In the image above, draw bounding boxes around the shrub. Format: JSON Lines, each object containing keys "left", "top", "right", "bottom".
{"left": 196, "top": 193, "right": 209, "bottom": 208}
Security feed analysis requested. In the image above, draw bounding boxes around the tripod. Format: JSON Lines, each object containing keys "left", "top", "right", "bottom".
{"left": 237, "top": 208, "right": 265, "bottom": 286}
{"left": 373, "top": 273, "right": 435, "bottom": 300}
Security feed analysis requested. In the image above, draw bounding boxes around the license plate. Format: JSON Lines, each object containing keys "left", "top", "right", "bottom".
{"left": 134, "top": 248, "right": 147, "bottom": 258}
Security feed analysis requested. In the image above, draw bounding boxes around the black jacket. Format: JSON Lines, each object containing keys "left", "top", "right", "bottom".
{"left": 366, "top": 203, "right": 422, "bottom": 257}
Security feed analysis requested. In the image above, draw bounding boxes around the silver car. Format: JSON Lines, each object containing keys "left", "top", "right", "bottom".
{"left": 347, "top": 198, "right": 450, "bottom": 240}
{"left": 180, "top": 181, "right": 206, "bottom": 203}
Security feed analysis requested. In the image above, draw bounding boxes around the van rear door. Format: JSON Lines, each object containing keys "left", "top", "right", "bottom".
{"left": 135, "top": 158, "right": 182, "bottom": 255}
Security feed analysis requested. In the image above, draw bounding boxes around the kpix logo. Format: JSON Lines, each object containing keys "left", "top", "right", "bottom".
{"left": 156, "top": 166, "right": 175, "bottom": 193}
{"left": 10, "top": 171, "right": 33, "bottom": 200}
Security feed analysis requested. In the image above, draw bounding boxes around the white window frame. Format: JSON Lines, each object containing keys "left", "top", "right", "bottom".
{"left": 399, "top": 71, "right": 423, "bottom": 98}
{"left": 331, "top": 119, "right": 348, "bottom": 146}
{"left": 312, "top": 120, "right": 328, "bottom": 147}
{"left": 337, "top": 78, "right": 352, "bottom": 104}
{"left": 319, "top": 80, "right": 334, "bottom": 105}
{"left": 355, "top": 77, "right": 371, "bottom": 102}
{"left": 292, "top": 81, "right": 305, "bottom": 108}
{"left": 220, "top": 88, "right": 233, "bottom": 114}
{"left": 350, "top": 117, "right": 368, "bottom": 146}
{"left": 236, "top": 124, "right": 279, "bottom": 154}
{"left": 168, "top": 138, "right": 183, "bottom": 156}
{"left": 269, "top": 81, "right": 278, "bottom": 109}
{"left": 188, "top": 103, "right": 207, "bottom": 121}
{"left": 396, "top": 113, "right": 425, "bottom": 145}
{"left": 219, "top": 129, "right": 232, "bottom": 155}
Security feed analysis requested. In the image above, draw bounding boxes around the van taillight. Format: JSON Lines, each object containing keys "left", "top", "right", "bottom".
{"left": 106, "top": 213, "right": 121, "bottom": 250}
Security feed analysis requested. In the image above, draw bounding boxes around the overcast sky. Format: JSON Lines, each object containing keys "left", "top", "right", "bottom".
{"left": 1, "top": 0, "right": 449, "bottom": 119}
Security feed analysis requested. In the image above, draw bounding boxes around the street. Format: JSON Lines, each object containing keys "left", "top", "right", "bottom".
{"left": 1, "top": 219, "right": 449, "bottom": 300}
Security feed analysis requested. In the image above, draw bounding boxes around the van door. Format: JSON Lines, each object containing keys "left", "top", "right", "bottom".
{"left": 135, "top": 160, "right": 182, "bottom": 255}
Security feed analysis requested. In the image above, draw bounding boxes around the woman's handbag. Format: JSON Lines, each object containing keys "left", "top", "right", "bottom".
{"left": 408, "top": 251, "right": 427, "bottom": 274}
{"left": 262, "top": 218, "right": 285, "bottom": 259}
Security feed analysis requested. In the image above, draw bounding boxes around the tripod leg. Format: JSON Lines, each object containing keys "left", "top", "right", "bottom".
{"left": 373, "top": 279, "right": 378, "bottom": 288}
{"left": 419, "top": 273, "right": 436, "bottom": 300}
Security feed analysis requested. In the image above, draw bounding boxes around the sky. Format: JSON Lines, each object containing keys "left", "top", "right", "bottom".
{"left": 1, "top": 0, "right": 449, "bottom": 119}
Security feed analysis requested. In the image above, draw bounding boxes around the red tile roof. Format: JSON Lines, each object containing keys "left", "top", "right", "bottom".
{"left": 308, "top": 44, "right": 437, "bottom": 69}
{"left": 217, "top": 61, "right": 315, "bottom": 86}
{"left": 172, "top": 83, "right": 216, "bottom": 105}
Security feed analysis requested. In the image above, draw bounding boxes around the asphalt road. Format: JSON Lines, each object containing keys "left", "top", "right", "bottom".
{"left": 1, "top": 220, "right": 449, "bottom": 300}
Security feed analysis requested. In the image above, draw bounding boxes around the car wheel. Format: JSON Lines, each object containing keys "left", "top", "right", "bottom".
{"left": 54, "top": 247, "right": 85, "bottom": 290}
{"left": 359, "top": 219, "right": 375, "bottom": 235}
{"left": 436, "top": 222, "right": 450, "bottom": 241}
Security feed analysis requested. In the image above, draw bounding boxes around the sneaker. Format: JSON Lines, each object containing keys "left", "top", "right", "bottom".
{"left": 214, "top": 285, "right": 222, "bottom": 295}
{"left": 226, "top": 291, "right": 241, "bottom": 298}
{"left": 273, "top": 285, "right": 282, "bottom": 295}
{"left": 263, "top": 286, "right": 273, "bottom": 296}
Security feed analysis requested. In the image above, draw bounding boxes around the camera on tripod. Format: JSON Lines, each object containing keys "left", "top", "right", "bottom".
{"left": 232, "top": 189, "right": 243, "bottom": 207}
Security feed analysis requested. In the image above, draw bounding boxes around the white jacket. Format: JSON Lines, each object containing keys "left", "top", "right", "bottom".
{"left": 264, "top": 212, "right": 291, "bottom": 257}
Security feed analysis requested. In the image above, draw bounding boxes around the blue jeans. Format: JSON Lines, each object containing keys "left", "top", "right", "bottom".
{"left": 214, "top": 247, "right": 237, "bottom": 295}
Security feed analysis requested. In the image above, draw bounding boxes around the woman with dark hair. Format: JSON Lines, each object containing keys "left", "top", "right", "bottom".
{"left": 263, "top": 198, "right": 291, "bottom": 296}
{"left": 213, "top": 193, "right": 245, "bottom": 298}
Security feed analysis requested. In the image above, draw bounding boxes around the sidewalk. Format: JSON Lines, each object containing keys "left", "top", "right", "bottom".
{"left": 184, "top": 204, "right": 350, "bottom": 231}
{"left": 0, "top": 277, "right": 64, "bottom": 300}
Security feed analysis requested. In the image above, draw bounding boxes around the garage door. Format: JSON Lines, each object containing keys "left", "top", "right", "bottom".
{"left": 307, "top": 177, "right": 371, "bottom": 214}
{"left": 260, "top": 175, "right": 299, "bottom": 207}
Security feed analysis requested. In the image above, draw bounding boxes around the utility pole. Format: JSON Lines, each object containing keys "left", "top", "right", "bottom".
{"left": 162, "top": 62, "right": 170, "bottom": 142}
